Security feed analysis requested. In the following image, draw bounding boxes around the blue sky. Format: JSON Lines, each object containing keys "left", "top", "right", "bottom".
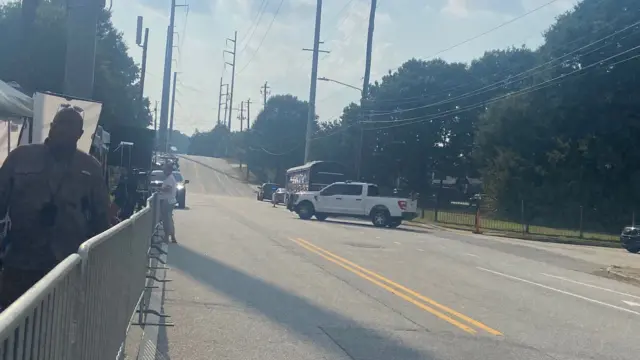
{"left": 5, "top": 0, "right": 578, "bottom": 134}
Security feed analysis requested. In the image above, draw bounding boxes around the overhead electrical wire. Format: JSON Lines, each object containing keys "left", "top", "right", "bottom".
{"left": 238, "top": 0, "right": 269, "bottom": 54}
{"left": 365, "top": 20, "right": 640, "bottom": 118}
{"left": 259, "top": 40, "right": 640, "bottom": 156}
{"left": 237, "top": 0, "right": 285, "bottom": 74}
{"left": 425, "top": 0, "right": 563, "bottom": 60}
{"left": 317, "top": 0, "right": 563, "bottom": 106}
{"left": 361, "top": 44, "right": 640, "bottom": 130}
{"left": 323, "top": 0, "right": 356, "bottom": 40}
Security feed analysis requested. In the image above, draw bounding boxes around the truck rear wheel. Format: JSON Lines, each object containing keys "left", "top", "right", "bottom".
{"left": 371, "top": 208, "right": 390, "bottom": 227}
{"left": 297, "top": 201, "right": 315, "bottom": 220}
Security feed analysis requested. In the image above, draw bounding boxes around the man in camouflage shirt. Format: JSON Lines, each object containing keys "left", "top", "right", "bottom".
{"left": 0, "top": 107, "right": 112, "bottom": 308}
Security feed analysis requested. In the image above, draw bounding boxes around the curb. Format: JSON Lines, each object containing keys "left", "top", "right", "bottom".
{"left": 405, "top": 221, "right": 621, "bottom": 249}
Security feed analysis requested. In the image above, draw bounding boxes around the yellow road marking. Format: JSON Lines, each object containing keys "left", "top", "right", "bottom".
{"left": 290, "top": 238, "right": 477, "bottom": 334}
{"left": 293, "top": 237, "right": 503, "bottom": 336}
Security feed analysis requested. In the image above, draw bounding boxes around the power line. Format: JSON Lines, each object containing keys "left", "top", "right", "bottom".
{"left": 237, "top": 0, "right": 285, "bottom": 74}
{"left": 238, "top": 0, "right": 269, "bottom": 54}
{"left": 322, "top": 0, "right": 355, "bottom": 40}
{"left": 366, "top": 20, "right": 640, "bottom": 118}
{"left": 425, "top": 0, "right": 563, "bottom": 60}
{"left": 276, "top": 42, "right": 640, "bottom": 146}
{"left": 373, "top": 16, "right": 635, "bottom": 105}
{"left": 361, "top": 45, "right": 640, "bottom": 130}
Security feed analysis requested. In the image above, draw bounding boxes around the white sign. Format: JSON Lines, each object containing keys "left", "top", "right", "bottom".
{"left": 22, "top": 92, "right": 102, "bottom": 154}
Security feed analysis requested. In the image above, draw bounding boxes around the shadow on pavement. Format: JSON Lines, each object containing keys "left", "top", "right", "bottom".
{"left": 319, "top": 219, "right": 431, "bottom": 235}
{"left": 167, "top": 244, "right": 434, "bottom": 360}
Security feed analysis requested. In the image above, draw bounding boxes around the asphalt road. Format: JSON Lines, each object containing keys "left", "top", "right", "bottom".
{"left": 157, "top": 155, "right": 640, "bottom": 360}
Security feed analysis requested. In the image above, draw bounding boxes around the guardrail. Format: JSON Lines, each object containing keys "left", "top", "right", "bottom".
{"left": 0, "top": 194, "right": 162, "bottom": 360}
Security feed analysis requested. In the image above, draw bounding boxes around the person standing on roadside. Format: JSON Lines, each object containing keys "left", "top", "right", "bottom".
{"left": 159, "top": 162, "right": 178, "bottom": 243}
{"left": 0, "top": 106, "right": 112, "bottom": 309}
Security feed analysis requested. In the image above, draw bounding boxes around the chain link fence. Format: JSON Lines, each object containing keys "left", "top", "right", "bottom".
{"left": 418, "top": 197, "right": 625, "bottom": 242}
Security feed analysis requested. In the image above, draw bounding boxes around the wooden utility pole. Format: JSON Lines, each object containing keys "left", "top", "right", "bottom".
{"left": 136, "top": 16, "right": 150, "bottom": 116}
{"left": 222, "top": 84, "right": 229, "bottom": 126}
{"left": 217, "top": 77, "right": 229, "bottom": 126}
{"left": 159, "top": 0, "right": 177, "bottom": 152}
{"left": 356, "top": 0, "right": 377, "bottom": 180}
{"left": 303, "top": 0, "right": 324, "bottom": 163}
{"left": 261, "top": 81, "right": 270, "bottom": 108}
{"left": 225, "top": 31, "right": 238, "bottom": 129}
{"left": 169, "top": 71, "right": 178, "bottom": 150}
{"left": 245, "top": 99, "right": 251, "bottom": 130}
{"left": 239, "top": 101, "right": 245, "bottom": 132}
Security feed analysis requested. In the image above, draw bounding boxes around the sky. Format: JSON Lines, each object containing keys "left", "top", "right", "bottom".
{"left": 16, "top": 0, "right": 579, "bottom": 135}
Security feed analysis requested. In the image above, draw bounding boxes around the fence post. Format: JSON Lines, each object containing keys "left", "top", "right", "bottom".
{"left": 579, "top": 205, "right": 584, "bottom": 239}
{"left": 521, "top": 199, "right": 525, "bottom": 236}
{"left": 434, "top": 180, "right": 442, "bottom": 222}
{"left": 473, "top": 205, "right": 482, "bottom": 234}
{"left": 421, "top": 208, "right": 425, "bottom": 219}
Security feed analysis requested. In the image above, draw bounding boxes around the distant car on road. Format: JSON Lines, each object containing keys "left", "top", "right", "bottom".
{"left": 257, "top": 183, "right": 279, "bottom": 202}
{"left": 273, "top": 188, "right": 287, "bottom": 204}
{"left": 149, "top": 170, "right": 190, "bottom": 209}
{"left": 620, "top": 226, "right": 640, "bottom": 253}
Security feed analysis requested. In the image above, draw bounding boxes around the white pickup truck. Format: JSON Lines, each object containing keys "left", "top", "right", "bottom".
{"left": 288, "top": 181, "right": 418, "bottom": 228}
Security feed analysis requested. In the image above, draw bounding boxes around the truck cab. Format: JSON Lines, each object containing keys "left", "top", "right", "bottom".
{"left": 290, "top": 182, "right": 418, "bottom": 228}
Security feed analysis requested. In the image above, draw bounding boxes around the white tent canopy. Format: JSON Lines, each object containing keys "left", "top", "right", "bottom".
{"left": 0, "top": 79, "right": 33, "bottom": 118}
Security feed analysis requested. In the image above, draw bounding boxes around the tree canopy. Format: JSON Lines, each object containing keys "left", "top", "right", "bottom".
{"left": 0, "top": 0, "right": 150, "bottom": 129}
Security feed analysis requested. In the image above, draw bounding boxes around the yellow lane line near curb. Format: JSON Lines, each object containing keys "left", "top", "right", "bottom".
{"left": 292, "top": 237, "right": 503, "bottom": 336}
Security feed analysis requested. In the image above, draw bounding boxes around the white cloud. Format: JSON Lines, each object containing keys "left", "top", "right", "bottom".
{"left": 442, "top": 0, "right": 470, "bottom": 18}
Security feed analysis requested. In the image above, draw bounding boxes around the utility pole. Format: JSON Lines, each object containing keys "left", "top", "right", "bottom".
{"left": 261, "top": 81, "right": 270, "bottom": 108}
{"left": 159, "top": 0, "right": 176, "bottom": 153}
{"left": 225, "top": 31, "right": 238, "bottom": 130}
{"left": 19, "top": 0, "right": 41, "bottom": 92}
{"left": 169, "top": 72, "right": 178, "bottom": 149}
{"left": 63, "top": 0, "right": 101, "bottom": 98}
{"left": 223, "top": 84, "right": 229, "bottom": 126}
{"left": 238, "top": 101, "right": 245, "bottom": 169}
{"left": 217, "top": 77, "right": 224, "bottom": 125}
{"left": 356, "top": 0, "right": 377, "bottom": 180}
{"left": 238, "top": 101, "right": 245, "bottom": 132}
{"left": 159, "top": 0, "right": 187, "bottom": 152}
{"left": 304, "top": 0, "right": 328, "bottom": 163}
{"left": 245, "top": 98, "right": 252, "bottom": 179}
{"left": 153, "top": 101, "right": 158, "bottom": 132}
{"left": 136, "top": 17, "right": 150, "bottom": 125}
{"left": 136, "top": 17, "right": 150, "bottom": 110}
{"left": 246, "top": 99, "right": 251, "bottom": 130}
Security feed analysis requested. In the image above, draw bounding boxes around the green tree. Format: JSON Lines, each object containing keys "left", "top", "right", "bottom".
{"left": 0, "top": 1, "right": 150, "bottom": 129}
{"left": 475, "top": 0, "right": 640, "bottom": 230}
{"left": 246, "top": 94, "right": 315, "bottom": 184}
{"left": 188, "top": 124, "right": 230, "bottom": 157}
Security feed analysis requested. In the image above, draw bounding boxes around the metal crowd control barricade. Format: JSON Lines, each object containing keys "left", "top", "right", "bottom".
{"left": 0, "top": 194, "right": 161, "bottom": 360}
{"left": 0, "top": 256, "right": 82, "bottom": 360}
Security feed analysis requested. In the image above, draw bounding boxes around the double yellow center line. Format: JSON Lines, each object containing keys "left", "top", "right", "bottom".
{"left": 291, "top": 237, "right": 502, "bottom": 336}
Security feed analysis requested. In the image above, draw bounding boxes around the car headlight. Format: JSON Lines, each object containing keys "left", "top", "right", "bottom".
{"left": 176, "top": 184, "right": 184, "bottom": 190}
